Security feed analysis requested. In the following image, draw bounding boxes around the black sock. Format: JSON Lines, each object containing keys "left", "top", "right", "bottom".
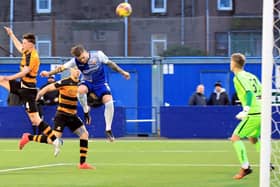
{"left": 28, "top": 134, "right": 48, "bottom": 143}
{"left": 80, "top": 139, "right": 88, "bottom": 164}
{"left": 38, "top": 121, "right": 57, "bottom": 142}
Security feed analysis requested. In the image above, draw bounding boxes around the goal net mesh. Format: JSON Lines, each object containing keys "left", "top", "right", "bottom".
{"left": 271, "top": 1, "right": 280, "bottom": 186}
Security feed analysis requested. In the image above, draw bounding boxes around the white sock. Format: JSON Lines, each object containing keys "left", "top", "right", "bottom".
{"left": 104, "top": 100, "right": 114, "bottom": 131}
{"left": 242, "top": 162, "right": 250, "bottom": 169}
{"left": 78, "top": 93, "right": 89, "bottom": 113}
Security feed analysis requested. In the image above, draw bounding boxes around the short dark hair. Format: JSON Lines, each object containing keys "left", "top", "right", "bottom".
{"left": 23, "top": 33, "right": 36, "bottom": 44}
{"left": 71, "top": 44, "right": 86, "bottom": 57}
{"left": 214, "top": 81, "right": 222, "bottom": 87}
{"left": 231, "top": 53, "right": 246, "bottom": 68}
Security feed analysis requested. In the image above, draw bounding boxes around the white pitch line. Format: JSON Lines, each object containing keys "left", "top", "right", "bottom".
{"left": 94, "top": 163, "right": 260, "bottom": 168}
{"left": 0, "top": 139, "right": 232, "bottom": 143}
{"left": 0, "top": 163, "right": 261, "bottom": 173}
{"left": 1, "top": 149, "right": 234, "bottom": 153}
{"left": 0, "top": 163, "right": 72, "bottom": 173}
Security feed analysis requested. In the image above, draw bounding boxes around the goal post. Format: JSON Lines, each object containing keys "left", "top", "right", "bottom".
{"left": 260, "top": 0, "right": 274, "bottom": 186}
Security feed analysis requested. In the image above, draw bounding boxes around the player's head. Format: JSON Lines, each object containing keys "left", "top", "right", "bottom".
{"left": 47, "top": 75, "right": 56, "bottom": 83}
{"left": 70, "top": 67, "right": 81, "bottom": 80}
{"left": 22, "top": 33, "right": 36, "bottom": 52}
{"left": 71, "top": 44, "right": 89, "bottom": 64}
{"left": 214, "top": 81, "right": 222, "bottom": 92}
{"left": 196, "top": 84, "right": 204, "bottom": 94}
{"left": 230, "top": 53, "right": 246, "bottom": 72}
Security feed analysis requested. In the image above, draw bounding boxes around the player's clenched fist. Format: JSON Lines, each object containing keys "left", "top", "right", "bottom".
{"left": 40, "top": 70, "right": 50, "bottom": 77}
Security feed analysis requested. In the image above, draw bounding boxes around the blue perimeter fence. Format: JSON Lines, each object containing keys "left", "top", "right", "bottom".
{"left": 0, "top": 56, "right": 277, "bottom": 138}
{"left": 0, "top": 106, "right": 279, "bottom": 139}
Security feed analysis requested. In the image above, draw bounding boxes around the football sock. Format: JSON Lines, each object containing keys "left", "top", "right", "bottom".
{"left": 80, "top": 139, "right": 88, "bottom": 164}
{"left": 233, "top": 140, "right": 249, "bottom": 168}
{"left": 78, "top": 93, "right": 89, "bottom": 113}
{"left": 38, "top": 121, "right": 57, "bottom": 142}
{"left": 28, "top": 134, "right": 48, "bottom": 143}
{"left": 104, "top": 100, "right": 114, "bottom": 131}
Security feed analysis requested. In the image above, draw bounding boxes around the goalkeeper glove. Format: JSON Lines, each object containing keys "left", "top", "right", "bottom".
{"left": 235, "top": 106, "right": 250, "bottom": 120}
{"left": 84, "top": 112, "right": 91, "bottom": 125}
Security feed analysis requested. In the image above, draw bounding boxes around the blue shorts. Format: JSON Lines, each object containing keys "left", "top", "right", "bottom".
{"left": 80, "top": 80, "right": 111, "bottom": 99}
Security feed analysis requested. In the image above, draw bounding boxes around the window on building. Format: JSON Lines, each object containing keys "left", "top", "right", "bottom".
{"left": 151, "top": 34, "right": 167, "bottom": 57}
{"left": 230, "top": 31, "right": 262, "bottom": 57}
{"left": 94, "top": 31, "right": 106, "bottom": 41}
{"left": 215, "top": 32, "right": 229, "bottom": 56}
{"left": 36, "top": 0, "right": 51, "bottom": 13}
{"left": 217, "top": 0, "right": 233, "bottom": 11}
{"left": 37, "top": 39, "right": 51, "bottom": 57}
{"left": 151, "top": 0, "right": 167, "bottom": 13}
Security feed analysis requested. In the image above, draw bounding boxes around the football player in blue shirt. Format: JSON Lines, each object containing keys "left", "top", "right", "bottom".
{"left": 41, "top": 44, "right": 130, "bottom": 141}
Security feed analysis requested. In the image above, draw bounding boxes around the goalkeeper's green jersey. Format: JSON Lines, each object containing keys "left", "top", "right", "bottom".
{"left": 233, "top": 70, "right": 261, "bottom": 114}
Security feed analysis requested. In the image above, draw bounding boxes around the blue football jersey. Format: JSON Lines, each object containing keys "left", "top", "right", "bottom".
{"left": 64, "top": 51, "right": 109, "bottom": 85}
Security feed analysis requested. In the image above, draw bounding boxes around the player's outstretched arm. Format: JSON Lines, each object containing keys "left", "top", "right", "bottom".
{"left": 40, "top": 65, "right": 65, "bottom": 77}
{"left": 107, "top": 60, "right": 130, "bottom": 80}
{"left": 4, "top": 26, "right": 23, "bottom": 53}
{"left": 36, "top": 83, "right": 57, "bottom": 101}
{"left": 3, "top": 66, "right": 30, "bottom": 81}
{"left": 40, "top": 60, "right": 75, "bottom": 77}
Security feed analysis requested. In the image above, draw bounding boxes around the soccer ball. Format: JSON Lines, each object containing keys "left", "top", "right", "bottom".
{"left": 116, "top": 2, "right": 132, "bottom": 17}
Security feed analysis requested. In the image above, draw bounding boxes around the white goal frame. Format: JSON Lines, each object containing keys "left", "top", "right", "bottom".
{"left": 260, "top": 0, "right": 273, "bottom": 186}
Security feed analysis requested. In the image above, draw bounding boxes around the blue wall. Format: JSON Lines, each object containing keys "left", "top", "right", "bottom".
{"left": 160, "top": 106, "right": 280, "bottom": 139}
{"left": 163, "top": 62, "right": 261, "bottom": 106}
{"left": 0, "top": 106, "right": 126, "bottom": 138}
{"left": 0, "top": 57, "right": 262, "bottom": 135}
{"left": 1, "top": 106, "right": 278, "bottom": 139}
{"left": 160, "top": 106, "right": 241, "bottom": 138}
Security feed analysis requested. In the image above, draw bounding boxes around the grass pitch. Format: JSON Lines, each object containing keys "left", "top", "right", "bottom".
{"left": 0, "top": 139, "right": 259, "bottom": 187}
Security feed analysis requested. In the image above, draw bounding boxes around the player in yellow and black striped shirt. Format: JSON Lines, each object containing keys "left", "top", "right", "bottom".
{"left": 0, "top": 27, "right": 61, "bottom": 156}
{"left": 19, "top": 67, "right": 94, "bottom": 169}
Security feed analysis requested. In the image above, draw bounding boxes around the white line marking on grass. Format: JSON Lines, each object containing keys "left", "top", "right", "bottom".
{"left": 0, "top": 162, "right": 261, "bottom": 173}
{"left": 0, "top": 139, "right": 232, "bottom": 143}
{"left": 1, "top": 149, "right": 259, "bottom": 154}
{"left": 0, "top": 163, "right": 72, "bottom": 173}
{"left": 0, "top": 149, "right": 233, "bottom": 153}
{"left": 93, "top": 163, "right": 260, "bottom": 167}
{"left": 91, "top": 150, "right": 234, "bottom": 153}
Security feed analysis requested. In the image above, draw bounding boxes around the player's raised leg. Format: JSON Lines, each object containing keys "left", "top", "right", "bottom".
{"left": 19, "top": 119, "right": 63, "bottom": 156}
{"left": 78, "top": 84, "right": 91, "bottom": 124}
{"left": 103, "top": 94, "right": 115, "bottom": 142}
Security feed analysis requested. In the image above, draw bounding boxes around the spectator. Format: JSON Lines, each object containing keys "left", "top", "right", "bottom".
{"left": 231, "top": 92, "right": 241, "bottom": 105}
{"left": 208, "top": 81, "right": 230, "bottom": 105}
{"left": 40, "top": 75, "right": 59, "bottom": 105}
{"left": 188, "top": 84, "right": 207, "bottom": 105}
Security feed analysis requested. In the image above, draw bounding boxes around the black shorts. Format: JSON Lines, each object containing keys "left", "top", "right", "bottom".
{"left": 9, "top": 80, "right": 38, "bottom": 113}
{"left": 53, "top": 111, "right": 84, "bottom": 133}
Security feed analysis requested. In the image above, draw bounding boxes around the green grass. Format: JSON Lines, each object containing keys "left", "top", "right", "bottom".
{"left": 0, "top": 139, "right": 259, "bottom": 187}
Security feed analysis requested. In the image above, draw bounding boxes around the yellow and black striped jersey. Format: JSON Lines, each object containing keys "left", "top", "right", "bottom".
{"left": 20, "top": 49, "right": 40, "bottom": 87}
{"left": 54, "top": 77, "right": 79, "bottom": 115}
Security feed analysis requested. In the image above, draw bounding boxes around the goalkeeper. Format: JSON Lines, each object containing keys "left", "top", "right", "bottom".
{"left": 230, "top": 53, "right": 261, "bottom": 180}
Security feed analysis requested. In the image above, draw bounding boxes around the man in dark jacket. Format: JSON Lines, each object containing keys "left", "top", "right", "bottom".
{"left": 208, "top": 81, "right": 230, "bottom": 105}
{"left": 188, "top": 84, "right": 207, "bottom": 105}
